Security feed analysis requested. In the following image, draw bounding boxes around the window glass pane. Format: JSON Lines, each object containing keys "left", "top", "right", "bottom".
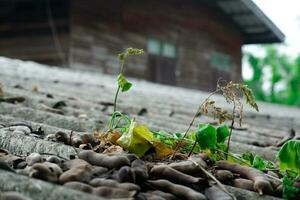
{"left": 147, "top": 39, "right": 161, "bottom": 55}
{"left": 210, "top": 52, "right": 232, "bottom": 71}
{"left": 162, "top": 42, "right": 176, "bottom": 58}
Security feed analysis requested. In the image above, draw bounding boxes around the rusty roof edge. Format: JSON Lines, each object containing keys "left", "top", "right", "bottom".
{"left": 240, "top": 0, "right": 285, "bottom": 43}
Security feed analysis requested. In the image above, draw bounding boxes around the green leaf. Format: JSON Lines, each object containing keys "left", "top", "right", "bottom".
{"left": 182, "top": 131, "right": 201, "bottom": 153}
{"left": 252, "top": 155, "right": 267, "bottom": 171}
{"left": 242, "top": 152, "right": 255, "bottom": 165}
{"left": 196, "top": 124, "right": 217, "bottom": 150}
{"left": 173, "top": 132, "right": 183, "bottom": 139}
{"left": 277, "top": 140, "right": 300, "bottom": 173}
{"left": 216, "top": 124, "right": 230, "bottom": 143}
{"left": 282, "top": 176, "right": 299, "bottom": 200}
{"left": 152, "top": 130, "right": 175, "bottom": 147}
{"left": 216, "top": 143, "right": 227, "bottom": 152}
{"left": 117, "top": 74, "right": 132, "bottom": 92}
{"left": 198, "top": 124, "right": 206, "bottom": 129}
{"left": 118, "top": 52, "right": 126, "bottom": 60}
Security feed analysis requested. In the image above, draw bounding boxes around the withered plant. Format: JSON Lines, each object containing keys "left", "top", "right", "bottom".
{"left": 172, "top": 80, "right": 259, "bottom": 159}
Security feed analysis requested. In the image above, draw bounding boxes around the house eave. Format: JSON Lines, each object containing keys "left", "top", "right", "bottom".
{"left": 214, "top": 0, "right": 285, "bottom": 44}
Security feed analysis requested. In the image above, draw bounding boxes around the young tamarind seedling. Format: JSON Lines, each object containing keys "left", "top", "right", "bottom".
{"left": 108, "top": 48, "right": 144, "bottom": 130}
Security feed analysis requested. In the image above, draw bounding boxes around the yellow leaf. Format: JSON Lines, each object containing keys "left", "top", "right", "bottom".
{"left": 153, "top": 141, "right": 173, "bottom": 160}
{"left": 117, "top": 122, "right": 153, "bottom": 157}
{"left": 133, "top": 125, "right": 153, "bottom": 142}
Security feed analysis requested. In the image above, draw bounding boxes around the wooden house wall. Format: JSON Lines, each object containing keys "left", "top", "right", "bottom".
{"left": 0, "top": 0, "right": 242, "bottom": 91}
{"left": 122, "top": 0, "right": 243, "bottom": 90}
{"left": 0, "top": 0, "right": 70, "bottom": 66}
{"left": 70, "top": 0, "right": 242, "bottom": 91}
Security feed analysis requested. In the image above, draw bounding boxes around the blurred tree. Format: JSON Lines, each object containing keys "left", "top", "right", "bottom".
{"left": 244, "top": 53, "right": 265, "bottom": 101}
{"left": 286, "top": 56, "right": 300, "bottom": 105}
{"left": 245, "top": 45, "right": 300, "bottom": 106}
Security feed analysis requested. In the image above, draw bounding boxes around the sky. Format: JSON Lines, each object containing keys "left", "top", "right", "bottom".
{"left": 242, "top": 0, "right": 300, "bottom": 79}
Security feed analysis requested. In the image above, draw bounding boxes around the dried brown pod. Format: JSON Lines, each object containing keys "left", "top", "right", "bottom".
{"left": 59, "top": 159, "right": 93, "bottom": 184}
{"left": 89, "top": 178, "right": 140, "bottom": 191}
{"left": 216, "top": 161, "right": 273, "bottom": 195}
{"left": 64, "top": 182, "right": 94, "bottom": 193}
{"left": 168, "top": 156, "right": 207, "bottom": 175}
{"left": 93, "top": 186, "right": 136, "bottom": 198}
{"left": 214, "top": 170, "right": 234, "bottom": 184}
{"left": 26, "top": 153, "right": 44, "bottom": 166}
{"left": 150, "top": 165, "right": 207, "bottom": 191}
{"left": 29, "top": 162, "right": 62, "bottom": 183}
{"left": 113, "top": 166, "right": 136, "bottom": 183}
{"left": 78, "top": 150, "right": 130, "bottom": 169}
{"left": 233, "top": 178, "right": 254, "bottom": 191}
{"left": 147, "top": 179, "right": 206, "bottom": 200}
{"left": 131, "top": 159, "right": 148, "bottom": 183}
{"left": 65, "top": 181, "right": 136, "bottom": 198}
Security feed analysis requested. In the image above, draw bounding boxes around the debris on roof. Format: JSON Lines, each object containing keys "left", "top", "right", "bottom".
{"left": 0, "top": 57, "right": 299, "bottom": 199}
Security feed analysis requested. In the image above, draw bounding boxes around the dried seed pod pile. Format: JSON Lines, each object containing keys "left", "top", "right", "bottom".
{"left": 0, "top": 144, "right": 287, "bottom": 200}
{"left": 0, "top": 149, "right": 209, "bottom": 199}
{"left": 0, "top": 126, "right": 286, "bottom": 199}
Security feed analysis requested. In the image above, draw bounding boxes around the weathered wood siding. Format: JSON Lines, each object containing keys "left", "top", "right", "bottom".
{"left": 70, "top": 0, "right": 242, "bottom": 91}
{"left": 0, "top": 0, "right": 242, "bottom": 91}
{"left": 0, "top": 0, "right": 70, "bottom": 66}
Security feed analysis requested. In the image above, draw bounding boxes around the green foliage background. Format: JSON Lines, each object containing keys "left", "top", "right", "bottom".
{"left": 245, "top": 45, "right": 300, "bottom": 106}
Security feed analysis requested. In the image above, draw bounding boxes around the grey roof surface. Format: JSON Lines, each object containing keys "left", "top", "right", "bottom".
{"left": 0, "top": 56, "right": 299, "bottom": 160}
{"left": 0, "top": 57, "right": 297, "bottom": 199}
{"left": 213, "top": 0, "right": 285, "bottom": 44}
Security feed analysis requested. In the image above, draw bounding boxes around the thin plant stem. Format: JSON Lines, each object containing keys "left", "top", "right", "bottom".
{"left": 214, "top": 148, "right": 251, "bottom": 167}
{"left": 108, "top": 111, "right": 119, "bottom": 130}
{"left": 188, "top": 140, "right": 197, "bottom": 157}
{"left": 109, "top": 112, "right": 131, "bottom": 130}
{"left": 226, "top": 101, "right": 235, "bottom": 159}
{"left": 113, "top": 53, "right": 126, "bottom": 113}
{"left": 171, "top": 90, "right": 219, "bottom": 160}
{"left": 113, "top": 86, "right": 121, "bottom": 113}
{"left": 120, "top": 56, "right": 126, "bottom": 74}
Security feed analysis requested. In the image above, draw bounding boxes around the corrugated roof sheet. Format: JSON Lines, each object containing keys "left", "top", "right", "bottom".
{"left": 0, "top": 57, "right": 298, "bottom": 199}
{"left": 215, "top": 0, "right": 285, "bottom": 44}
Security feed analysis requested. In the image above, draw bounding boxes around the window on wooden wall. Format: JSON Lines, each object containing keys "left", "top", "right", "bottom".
{"left": 148, "top": 39, "right": 161, "bottom": 55}
{"left": 210, "top": 52, "right": 232, "bottom": 71}
{"left": 147, "top": 38, "right": 177, "bottom": 85}
{"left": 210, "top": 52, "right": 233, "bottom": 82}
{"left": 147, "top": 39, "right": 176, "bottom": 58}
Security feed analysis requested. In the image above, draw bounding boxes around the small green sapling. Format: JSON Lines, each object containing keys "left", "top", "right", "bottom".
{"left": 108, "top": 48, "right": 143, "bottom": 130}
